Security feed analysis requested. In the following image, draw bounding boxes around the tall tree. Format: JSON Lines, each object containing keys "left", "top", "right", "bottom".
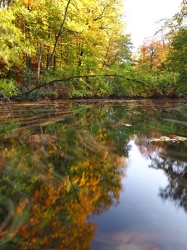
{"left": 137, "top": 39, "right": 168, "bottom": 72}
{"left": 166, "top": 28, "right": 187, "bottom": 83}
{"left": 46, "top": 0, "right": 71, "bottom": 71}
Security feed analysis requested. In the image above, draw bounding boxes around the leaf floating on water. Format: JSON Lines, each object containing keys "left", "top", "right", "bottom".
{"left": 124, "top": 123, "right": 132, "bottom": 127}
{"left": 147, "top": 135, "right": 187, "bottom": 143}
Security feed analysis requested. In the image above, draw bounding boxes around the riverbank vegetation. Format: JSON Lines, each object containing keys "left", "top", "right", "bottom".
{"left": 0, "top": 0, "right": 187, "bottom": 100}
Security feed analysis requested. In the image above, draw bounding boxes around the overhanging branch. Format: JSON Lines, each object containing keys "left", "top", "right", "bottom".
{"left": 25, "top": 74, "right": 147, "bottom": 95}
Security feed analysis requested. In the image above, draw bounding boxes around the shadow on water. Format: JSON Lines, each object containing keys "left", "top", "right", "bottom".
{"left": 0, "top": 99, "right": 186, "bottom": 249}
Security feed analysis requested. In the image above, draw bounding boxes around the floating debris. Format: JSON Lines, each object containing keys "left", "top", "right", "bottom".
{"left": 147, "top": 135, "right": 187, "bottom": 143}
{"left": 124, "top": 123, "right": 132, "bottom": 127}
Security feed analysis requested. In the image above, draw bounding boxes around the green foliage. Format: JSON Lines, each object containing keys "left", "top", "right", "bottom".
{"left": 166, "top": 28, "right": 187, "bottom": 84}
{"left": 0, "top": 122, "right": 20, "bottom": 140}
{"left": 69, "top": 78, "right": 94, "bottom": 98}
{"left": 0, "top": 0, "right": 186, "bottom": 99}
{"left": 105, "top": 67, "right": 180, "bottom": 98}
{"left": 70, "top": 88, "right": 84, "bottom": 98}
{"left": 0, "top": 0, "right": 133, "bottom": 98}
{"left": 155, "top": 72, "right": 180, "bottom": 96}
{"left": 24, "top": 69, "right": 38, "bottom": 88}
{"left": 26, "top": 88, "right": 46, "bottom": 101}
{"left": 0, "top": 7, "right": 28, "bottom": 68}
{"left": 0, "top": 78, "right": 18, "bottom": 98}
{"left": 41, "top": 69, "right": 65, "bottom": 84}
{"left": 129, "top": 71, "right": 180, "bottom": 97}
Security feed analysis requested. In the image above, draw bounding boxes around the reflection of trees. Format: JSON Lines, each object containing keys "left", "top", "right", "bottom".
{"left": 136, "top": 137, "right": 187, "bottom": 212}
{"left": 1, "top": 100, "right": 186, "bottom": 247}
{"left": 159, "top": 164, "right": 187, "bottom": 212}
{"left": 0, "top": 102, "right": 129, "bottom": 249}
{"left": 154, "top": 144, "right": 187, "bottom": 212}
{"left": 134, "top": 100, "right": 187, "bottom": 212}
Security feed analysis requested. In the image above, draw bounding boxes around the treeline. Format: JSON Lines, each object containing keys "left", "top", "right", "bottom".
{"left": 0, "top": 0, "right": 187, "bottom": 99}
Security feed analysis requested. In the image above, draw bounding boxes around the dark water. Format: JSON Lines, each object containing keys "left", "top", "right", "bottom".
{"left": 0, "top": 99, "right": 186, "bottom": 250}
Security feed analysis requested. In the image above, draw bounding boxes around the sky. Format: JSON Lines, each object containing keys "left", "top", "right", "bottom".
{"left": 124, "top": 0, "right": 183, "bottom": 50}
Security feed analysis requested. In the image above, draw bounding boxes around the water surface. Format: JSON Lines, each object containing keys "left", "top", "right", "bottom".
{"left": 0, "top": 99, "right": 186, "bottom": 250}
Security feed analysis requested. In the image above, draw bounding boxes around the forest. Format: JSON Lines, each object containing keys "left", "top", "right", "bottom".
{"left": 0, "top": 0, "right": 187, "bottom": 100}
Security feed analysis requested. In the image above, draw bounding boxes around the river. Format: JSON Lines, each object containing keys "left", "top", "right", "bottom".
{"left": 0, "top": 99, "right": 186, "bottom": 250}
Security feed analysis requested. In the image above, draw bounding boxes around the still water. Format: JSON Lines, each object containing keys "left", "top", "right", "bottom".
{"left": 0, "top": 99, "right": 186, "bottom": 250}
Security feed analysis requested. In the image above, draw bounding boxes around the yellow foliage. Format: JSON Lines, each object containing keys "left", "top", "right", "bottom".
{"left": 21, "top": 0, "right": 33, "bottom": 6}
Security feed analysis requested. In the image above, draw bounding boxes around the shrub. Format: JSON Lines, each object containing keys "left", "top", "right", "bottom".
{"left": 0, "top": 78, "right": 18, "bottom": 98}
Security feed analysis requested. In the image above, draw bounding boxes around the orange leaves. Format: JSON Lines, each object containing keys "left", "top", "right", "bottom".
{"left": 15, "top": 198, "right": 29, "bottom": 216}
{"left": 137, "top": 38, "right": 169, "bottom": 71}
{"left": 21, "top": 0, "right": 33, "bottom": 7}
{"left": 76, "top": 171, "right": 100, "bottom": 187}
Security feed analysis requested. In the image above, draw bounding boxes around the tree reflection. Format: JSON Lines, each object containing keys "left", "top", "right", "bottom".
{"left": 136, "top": 137, "right": 187, "bottom": 212}
{"left": 155, "top": 144, "right": 187, "bottom": 212}
{"left": 0, "top": 103, "right": 128, "bottom": 249}
{"left": 1, "top": 100, "right": 186, "bottom": 248}
{"left": 134, "top": 99, "right": 187, "bottom": 212}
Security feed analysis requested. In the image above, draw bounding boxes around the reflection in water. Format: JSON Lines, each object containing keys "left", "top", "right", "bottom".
{"left": 0, "top": 100, "right": 186, "bottom": 249}
{"left": 92, "top": 140, "right": 187, "bottom": 250}
{"left": 0, "top": 101, "right": 127, "bottom": 249}
{"left": 136, "top": 134, "right": 187, "bottom": 212}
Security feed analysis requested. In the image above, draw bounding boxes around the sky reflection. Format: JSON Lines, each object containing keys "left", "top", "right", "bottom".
{"left": 92, "top": 140, "right": 187, "bottom": 250}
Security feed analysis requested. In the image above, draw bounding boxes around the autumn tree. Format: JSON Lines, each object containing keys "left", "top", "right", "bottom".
{"left": 0, "top": 0, "right": 129, "bottom": 77}
{"left": 136, "top": 38, "right": 168, "bottom": 73}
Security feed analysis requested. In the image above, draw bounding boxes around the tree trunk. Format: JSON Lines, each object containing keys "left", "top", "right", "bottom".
{"left": 46, "top": 0, "right": 71, "bottom": 71}
{"left": 37, "top": 42, "right": 45, "bottom": 79}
